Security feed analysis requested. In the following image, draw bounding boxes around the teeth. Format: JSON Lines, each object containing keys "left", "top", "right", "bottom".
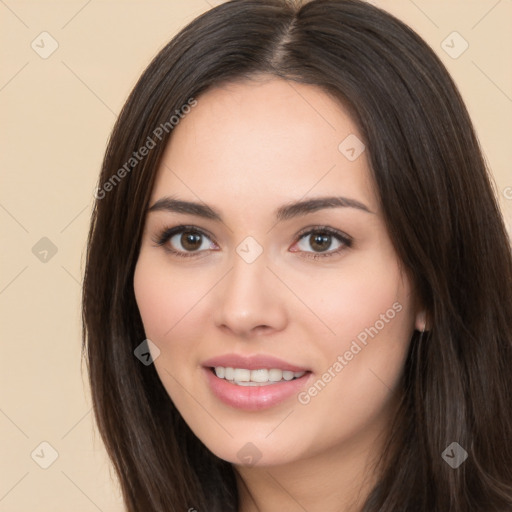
{"left": 269, "top": 369, "right": 283, "bottom": 382}
{"left": 233, "top": 368, "right": 251, "bottom": 382}
{"left": 213, "top": 366, "right": 306, "bottom": 385}
{"left": 251, "top": 369, "right": 270, "bottom": 383}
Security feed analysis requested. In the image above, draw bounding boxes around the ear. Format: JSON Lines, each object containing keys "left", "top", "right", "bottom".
{"left": 414, "top": 310, "right": 428, "bottom": 332}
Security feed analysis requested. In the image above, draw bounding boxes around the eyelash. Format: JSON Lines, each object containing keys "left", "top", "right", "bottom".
{"left": 151, "top": 224, "right": 353, "bottom": 260}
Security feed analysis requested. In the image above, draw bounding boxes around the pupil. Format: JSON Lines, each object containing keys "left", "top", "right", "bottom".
{"left": 181, "top": 232, "right": 202, "bottom": 251}
{"left": 311, "top": 233, "right": 331, "bottom": 252}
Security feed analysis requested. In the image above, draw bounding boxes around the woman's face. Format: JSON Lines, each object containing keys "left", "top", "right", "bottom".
{"left": 134, "top": 76, "right": 424, "bottom": 468}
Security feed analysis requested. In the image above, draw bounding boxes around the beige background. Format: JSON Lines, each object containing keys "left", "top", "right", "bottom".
{"left": 1, "top": 0, "right": 511, "bottom": 510}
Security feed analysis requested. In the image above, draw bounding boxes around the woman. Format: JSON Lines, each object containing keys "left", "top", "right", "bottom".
{"left": 82, "top": 0, "right": 512, "bottom": 510}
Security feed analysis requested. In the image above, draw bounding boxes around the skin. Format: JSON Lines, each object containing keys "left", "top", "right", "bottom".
{"left": 133, "top": 75, "right": 427, "bottom": 512}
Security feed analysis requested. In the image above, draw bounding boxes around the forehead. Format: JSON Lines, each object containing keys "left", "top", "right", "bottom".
{"left": 151, "top": 77, "right": 377, "bottom": 214}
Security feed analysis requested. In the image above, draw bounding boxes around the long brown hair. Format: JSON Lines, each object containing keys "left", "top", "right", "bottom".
{"left": 82, "top": 0, "right": 512, "bottom": 510}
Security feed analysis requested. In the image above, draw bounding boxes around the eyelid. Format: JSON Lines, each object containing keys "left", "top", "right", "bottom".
{"left": 294, "top": 224, "right": 352, "bottom": 241}
{"left": 152, "top": 224, "right": 216, "bottom": 244}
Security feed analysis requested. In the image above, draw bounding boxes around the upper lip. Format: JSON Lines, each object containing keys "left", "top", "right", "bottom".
{"left": 202, "top": 354, "right": 310, "bottom": 372}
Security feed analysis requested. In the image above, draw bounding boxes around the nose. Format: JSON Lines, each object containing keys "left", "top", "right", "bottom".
{"left": 213, "top": 252, "right": 288, "bottom": 338}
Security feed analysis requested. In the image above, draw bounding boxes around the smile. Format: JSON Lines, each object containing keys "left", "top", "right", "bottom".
{"left": 212, "top": 366, "right": 306, "bottom": 386}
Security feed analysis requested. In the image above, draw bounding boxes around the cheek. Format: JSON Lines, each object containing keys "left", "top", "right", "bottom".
{"left": 288, "top": 252, "right": 411, "bottom": 349}
{"left": 289, "top": 249, "right": 415, "bottom": 424}
{"left": 133, "top": 253, "right": 209, "bottom": 340}
{"left": 304, "top": 260, "right": 413, "bottom": 391}
{"left": 134, "top": 259, "right": 174, "bottom": 339}
{"left": 290, "top": 266, "right": 413, "bottom": 456}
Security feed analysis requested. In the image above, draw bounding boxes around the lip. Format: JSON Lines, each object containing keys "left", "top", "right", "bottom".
{"left": 202, "top": 354, "right": 309, "bottom": 372}
{"left": 203, "top": 367, "right": 312, "bottom": 411}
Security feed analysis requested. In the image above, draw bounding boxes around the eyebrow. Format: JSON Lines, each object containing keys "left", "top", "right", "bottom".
{"left": 147, "top": 195, "right": 374, "bottom": 221}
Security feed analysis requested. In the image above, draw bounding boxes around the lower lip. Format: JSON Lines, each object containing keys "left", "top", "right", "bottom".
{"left": 204, "top": 368, "right": 311, "bottom": 411}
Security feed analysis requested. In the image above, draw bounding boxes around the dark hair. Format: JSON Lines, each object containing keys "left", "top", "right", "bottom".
{"left": 82, "top": 0, "right": 512, "bottom": 510}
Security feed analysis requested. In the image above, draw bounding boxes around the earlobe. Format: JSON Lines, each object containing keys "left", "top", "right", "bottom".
{"left": 415, "top": 310, "right": 428, "bottom": 332}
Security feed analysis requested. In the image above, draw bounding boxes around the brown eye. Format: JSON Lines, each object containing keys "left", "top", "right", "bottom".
{"left": 180, "top": 231, "right": 203, "bottom": 251}
{"left": 291, "top": 227, "right": 352, "bottom": 259}
{"left": 309, "top": 233, "right": 332, "bottom": 252}
{"left": 296, "top": 231, "right": 342, "bottom": 253}
{"left": 154, "top": 226, "right": 217, "bottom": 256}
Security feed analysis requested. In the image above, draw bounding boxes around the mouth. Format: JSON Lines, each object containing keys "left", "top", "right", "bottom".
{"left": 202, "top": 356, "right": 312, "bottom": 410}
{"left": 209, "top": 366, "right": 308, "bottom": 386}
{"left": 201, "top": 354, "right": 312, "bottom": 410}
